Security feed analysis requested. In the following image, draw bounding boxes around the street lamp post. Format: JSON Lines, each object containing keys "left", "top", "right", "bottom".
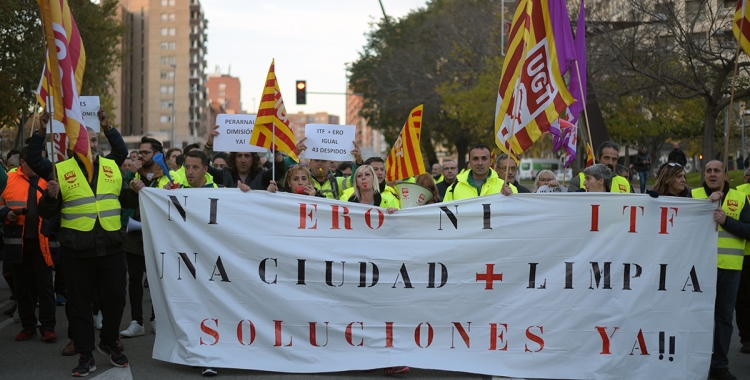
{"left": 170, "top": 63, "right": 176, "bottom": 148}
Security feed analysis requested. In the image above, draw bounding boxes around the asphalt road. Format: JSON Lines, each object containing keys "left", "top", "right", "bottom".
{"left": 0, "top": 271, "right": 747, "bottom": 380}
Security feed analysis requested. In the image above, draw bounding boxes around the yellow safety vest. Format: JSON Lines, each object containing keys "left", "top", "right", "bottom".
{"left": 135, "top": 170, "right": 181, "bottom": 189}
{"left": 444, "top": 169, "right": 517, "bottom": 202}
{"left": 578, "top": 172, "right": 630, "bottom": 193}
{"left": 56, "top": 157, "right": 122, "bottom": 232}
{"left": 692, "top": 187, "right": 746, "bottom": 269}
{"left": 736, "top": 183, "right": 750, "bottom": 256}
{"left": 313, "top": 176, "right": 345, "bottom": 200}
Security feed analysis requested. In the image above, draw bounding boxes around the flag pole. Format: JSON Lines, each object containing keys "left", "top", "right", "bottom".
{"left": 503, "top": 11, "right": 531, "bottom": 185}
{"left": 726, "top": 11, "right": 746, "bottom": 170}
{"left": 272, "top": 124, "right": 276, "bottom": 184}
{"left": 573, "top": 59, "right": 595, "bottom": 166}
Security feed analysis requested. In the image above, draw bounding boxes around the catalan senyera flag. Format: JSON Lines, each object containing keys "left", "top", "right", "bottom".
{"left": 37, "top": 0, "right": 92, "bottom": 180}
{"left": 735, "top": 0, "right": 750, "bottom": 57}
{"left": 494, "top": 0, "right": 575, "bottom": 160}
{"left": 385, "top": 105, "right": 426, "bottom": 182}
{"left": 585, "top": 142, "right": 594, "bottom": 168}
{"left": 250, "top": 59, "right": 298, "bottom": 161}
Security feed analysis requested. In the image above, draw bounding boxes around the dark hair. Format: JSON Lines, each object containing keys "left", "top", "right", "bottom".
{"left": 228, "top": 151, "right": 261, "bottom": 181}
{"left": 24, "top": 137, "right": 32, "bottom": 146}
{"left": 175, "top": 154, "right": 185, "bottom": 167}
{"left": 141, "top": 136, "right": 163, "bottom": 154}
{"left": 615, "top": 164, "right": 630, "bottom": 178}
{"left": 212, "top": 151, "right": 229, "bottom": 164}
{"left": 494, "top": 153, "right": 512, "bottom": 168}
{"left": 338, "top": 161, "right": 352, "bottom": 171}
{"left": 6, "top": 149, "right": 19, "bottom": 161}
{"left": 166, "top": 147, "right": 182, "bottom": 159}
{"left": 130, "top": 150, "right": 138, "bottom": 156}
{"left": 415, "top": 173, "right": 440, "bottom": 204}
{"left": 469, "top": 143, "right": 492, "bottom": 157}
{"left": 184, "top": 150, "right": 209, "bottom": 167}
{"left": 596, "top": 141, "right": 619, "bottom": 158}
{"left": 19, "top": 146, "right": 29, "bottom": 163}
{"left": 184, "top": 143, "right": 200, "bottom": 154}
{"left": 653, "top": 162, "right": 686, "bottom": 195}
{"left": 364, "top": 156, "right": 385, "bottom": 165}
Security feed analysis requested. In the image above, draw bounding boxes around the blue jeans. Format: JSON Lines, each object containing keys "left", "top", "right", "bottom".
{"left": 711, "top": 268, "right": 742, "bottom": 369}
{"left": 638, "top": 170, "right": 649, "bottom": 193}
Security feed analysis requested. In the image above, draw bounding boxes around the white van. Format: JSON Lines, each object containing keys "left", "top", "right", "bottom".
{"left": 519, "top": 158, "right": 563, "bottom": 180}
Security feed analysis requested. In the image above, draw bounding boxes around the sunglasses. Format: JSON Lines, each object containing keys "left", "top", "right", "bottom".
{"left": 667, "top": 162, "right": 682, "bottom": 167}
{"left": 289, "top": 163, "right": 307, "bottom": 168}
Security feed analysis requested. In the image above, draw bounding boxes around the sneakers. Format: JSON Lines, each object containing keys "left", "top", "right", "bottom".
{"left": 741, "top": 340, "right": 750, "bottom": 354}
{"left": 96, "top": 341, "right": 129, "bottom": 368}
{"left": 709, "top": 368, "right": 738, "bottom": 380}
{"left": 150, "top": 319, "right": 156, "bottom": 333}
{"left": 62, "top": 340, "right": 76, "bottom": 356}
{"left": 15, "top": 329, "right": 36, "bottom": 341}
{"left": 116, "top": 339, "right": 125, "bottom": 352}
{"left": 201, "top": 367, "right": 218, "bottom": 376}
{"left": 41, "top": 330, "right": 58, "bottom": 343}
{"left": 93, "top": 311, "right": 103, "bottom": 330}
{"left": 56, "top": 294, "right": 67, "bottom": 306}
{"left": 119, "top": 320, "right": 145, "bottom": 337}
{"left": 72, "top": 354, "right": 96, "bottom": 377}
{"left": 383, "top": 366, "right": 410, "bottom": 375}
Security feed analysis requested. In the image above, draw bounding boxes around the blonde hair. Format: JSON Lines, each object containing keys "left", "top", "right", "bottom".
{"left": 352, "top": 165, "right": 379, "bottom": 200}
{"left": 534, "top": 170, "right": 556, "bottom": 189}
{"left": 285, "top": 165, "right": 314, "bottom": 191}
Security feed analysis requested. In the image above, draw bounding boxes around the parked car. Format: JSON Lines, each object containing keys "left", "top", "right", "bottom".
{"left": 519, "top": 158, "right": 563, "bottom": 180}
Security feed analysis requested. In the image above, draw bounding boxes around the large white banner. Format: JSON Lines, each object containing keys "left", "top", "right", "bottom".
{"left": 140, "top": 190, "right": 718, "bottom": 379}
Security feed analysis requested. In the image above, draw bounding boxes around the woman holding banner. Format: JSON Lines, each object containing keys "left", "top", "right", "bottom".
{"left": 346, "top": 165, "right": 399, "bottom": 213}
{"left": 266, "top": 164, "right": 323, "bottom": 197}
{"left": 581, "top": 164, "right": 613, "bottom": 193}
{"left": 651, "top": 162, "right": 691, "bottom": 197}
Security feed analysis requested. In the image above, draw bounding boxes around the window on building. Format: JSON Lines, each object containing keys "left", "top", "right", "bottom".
{"left": 160, "top": 56, "right": 175, "bottom": 65}
{"left": 160, "top": 27, "right": 175, "bottom": 36}
{"left": 160, "top": 71, "right": 175, "bottom": 80}
{"left": 190, "top": 68, "right": 198, "bottom": 77}
{"left": 218, "top": 91, "right": 225, "bottom": 97}
{"left": 160, "top": 42, "right": 175, "bottom": 50}
{"left": 160, "top": 100, "right": 173, "bottom": 109}
{"left": 160, "top": 115, "right": 172, "bottom": 123}
{"left": 161, "top": 0, "right": 175, "bottom": 6}
{"left": 160, "top": 13, "right": 175, "bottom": 22}
{"left": 218, "top": 83, "right": 226, "bottom": 90}
{"left": 160, "top": 85, "right": 174, "bottom": 94}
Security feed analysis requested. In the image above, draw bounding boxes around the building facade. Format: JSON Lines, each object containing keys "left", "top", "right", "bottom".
{"left": 288, "top": 111, "right": 340, "bottom": 145}
{"left": 119, "top": 0, "right": 208, "bottom": 148}
{"left": 345, "top": 93, "right": 386, "bottom": 159}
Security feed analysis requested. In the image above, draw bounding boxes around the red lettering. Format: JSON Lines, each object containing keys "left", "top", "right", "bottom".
{"left": 331, "top": 205, "right": 352, "bottom": 230}
{"left": 274, "top": 320, "right": 293, "bottom": 346}
{"left": 595, "top": 326, "right": 619, "bottom": 354}
{"left": 365, "top": 208, "right": 385, "bottom": 229}
{"left": 200, "top": 318, "right": 219, "bottom": 346}
{"left": 298, "top": 203, "right": 318, "bottom": 229}
{"left": 524, "top": 326, "right": 544, "bottom": 352}
{"left": 489, "top": 323, "right": 508, "bottom": 351}
{"left": 590, "top": 204, "right": 599, "bottom": 232}
{"left": 451, "top": 322, "right": 471, "bottom": 349}
{"left": 629, "top": 329, "right": 649, "bottom": 355}
{"left": 659, "top": 207, "right": 678, "bottom": 234}
{"left": 622, "top": 205, "right": 645, "bottom": 233}
{"left": 309, "top": 322, "right": 329, "bottom": 347}
{"left": 414, "top": 322, "right": 434, "bottom": 348}
{"left": 385, "top": 322, "right": 394, "bottom": 347}
{"left": 236, "top": 320, "right": 256, "bottom": 346}
{"left": 345, "top": 322, "right": 364, "bottom": 346}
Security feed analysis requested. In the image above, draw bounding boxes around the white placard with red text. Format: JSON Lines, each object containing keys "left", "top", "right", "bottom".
{"left": 140, "top": 190, "right": 718, "bottom": 379}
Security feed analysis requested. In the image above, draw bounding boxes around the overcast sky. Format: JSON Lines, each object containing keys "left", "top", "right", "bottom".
{"left": 202, "top": 0, "right": 429, "bottom": 123}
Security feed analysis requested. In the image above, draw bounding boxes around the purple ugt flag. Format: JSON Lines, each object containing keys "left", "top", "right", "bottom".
{"left": 549, "top": 0, "right": 576, "bottom": 151}
{"left": 569, "top": 0, "right": 587, "bottom": 125}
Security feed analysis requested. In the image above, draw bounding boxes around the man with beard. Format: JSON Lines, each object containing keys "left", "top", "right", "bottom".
{"left": 31, "top": 111, "right": 129, "bottom": 377}
{"left": 693, "top": 161, "right": 750, "bottom": 380}
{"left": 494, "top": 153, "right": 530, "bottom": 193}
{"left": 118, "top": 136, "right": 179, "bottom": 339}
{"left": 431, "top": 163, "right": 444, "bottom": 183}
{"left": 436, "top": 160, "right": 458, "bottom": 201}
{"left": 444, "top": 144, "right": 515, "bottom": 201}
{"left": 568, "top": 141, "right": 632, "bottom": 193}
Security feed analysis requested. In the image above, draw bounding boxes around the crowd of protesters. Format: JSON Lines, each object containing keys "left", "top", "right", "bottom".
{"left": 0, "top": 112, "right": 748, "bottom": 380}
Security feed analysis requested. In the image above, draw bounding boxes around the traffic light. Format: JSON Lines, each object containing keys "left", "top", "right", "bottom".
{"left": 296, "top": 80, "right": 306, "bottom": 105}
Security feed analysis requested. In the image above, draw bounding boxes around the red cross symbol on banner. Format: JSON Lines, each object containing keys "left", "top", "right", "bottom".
{"left": 476, "top": 264, "right": 503, "bottom": 290}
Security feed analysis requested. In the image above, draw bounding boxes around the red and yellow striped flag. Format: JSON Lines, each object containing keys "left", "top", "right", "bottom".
{"left": 37, "top": 0, "right": 92, "bottom": 181}
{"left": 250, "top": 59, "right": 298, "bottom": 161}
{"left": 494, "top": 0, "right": 575, "bottom": 160}
{"left": 735, "top": 0, "right": 750, "bottom": 57}
{"left": 385, "top": 105, "right": 426, "bottom": 182}
{"left": 585, "top": 142, "right": 594, "bottom": 167}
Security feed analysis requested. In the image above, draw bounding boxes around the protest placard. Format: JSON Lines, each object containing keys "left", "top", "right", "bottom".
{"left": 303, "top": 124, "right": 355, "bottom": 161}
{"left": 214, "top": 114, "right": 267, "bottom": 153}
{"left": 47, "top": 96, "right": 100, "bottom": 132}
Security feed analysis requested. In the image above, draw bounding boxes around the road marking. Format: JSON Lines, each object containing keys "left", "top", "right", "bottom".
{"left": 0, "top": 317, "right": 15, "bottom": 331}
{"left": 92, "top": 366, "right": 132, "bottom": 380}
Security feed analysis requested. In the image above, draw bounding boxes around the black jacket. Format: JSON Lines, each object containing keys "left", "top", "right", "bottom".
{"left": 667, "top": 149, "right": 687, "bottom": 167}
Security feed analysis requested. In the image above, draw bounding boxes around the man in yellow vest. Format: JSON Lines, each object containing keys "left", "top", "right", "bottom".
{"left": 735, "top": 167, "right": 750, "bottom": 354}
{"left": 1, "top": 146, "right": 57, "bottom": 343}
{"left": 431, "top": 163, "right": 444, "bottom": 184}
{"left": 444, "top": 144, "right": 515, "bottom": 201}
{"left": 178, "top": 151, "right": 221, "bottom": 189}
{"left": 568, "top": 141, "right": 632, "bottom": 193}
{"left": 692, "top": 161, "right": 750, "bottom": 380}
{"left": 34, "top": 111, "right": 129, "bottom": 377}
